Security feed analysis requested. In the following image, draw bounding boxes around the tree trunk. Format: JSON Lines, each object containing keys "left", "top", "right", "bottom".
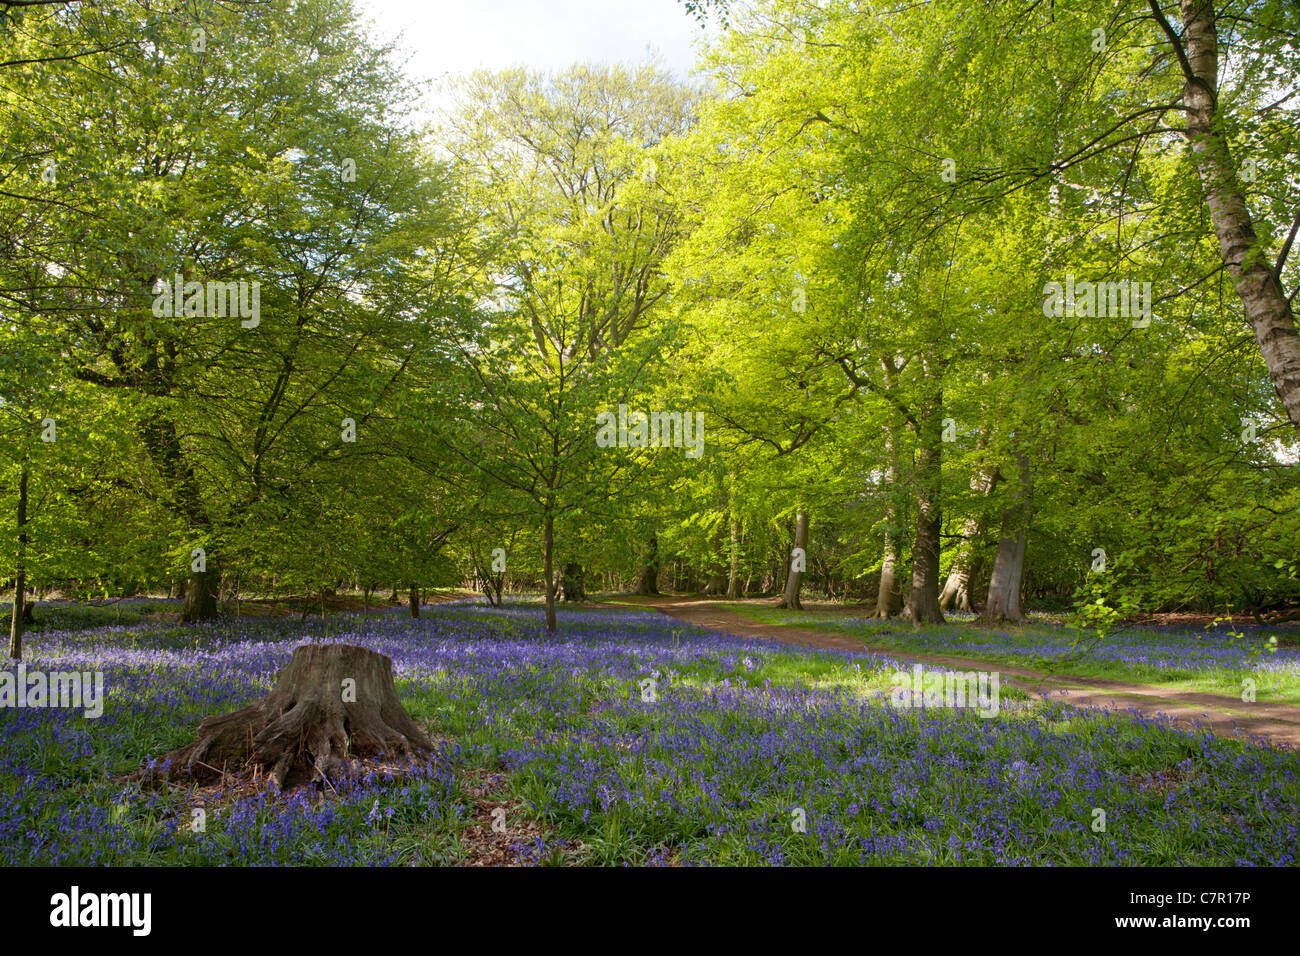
{"left": 875, "top": 532, "right": 903, "bottom": 617}
{"left": 874, "top": 427, "right": 904, "bottom": 618}
{"left": 543, "top": 508, "right": 557, "bottom": 632}
{"left": 725, "top": 507, "right": 741, "bottom": 600}
{"left": 1177, "top": 0, "right": 1300, "bottom": 436}
{"left": 561, "top": 562, "right": 586, "bottom": 602}
{"left": 703, "top": 512, "right": 729, "bottom": 596}
{"left": 140, "top": 409, "right": 222, "bottom": 622}
{"left": 148, "top": 644, "right": 435, "bottom": 790}
{"left": 908, "top": 394, "right": 945, "bottom": 624}
{"left": 636, "top": 534, "right": 660, "bottom": 595}
{"left": 777, "top": 509, "right": 809, "bottom": 610}
{"left": 182, "top": 563, "right": 220, "bottom": 623}
{"left": 8, "top": 464, "right": 28, "bottom": 660}
{"left": 937, "top": 540, "right": 973, "bottom": 612}
{"left": 408, "top": 583, "right": 419, "bottom": 618}
{"left": 983, "top": 527, "right": 1028, "bottom": 624}
{"left": 908, "top": 500, "right": 944, "bottom": 624}
{"left": 680, "top": 563, "right": 696, "bottom": 594}
{"left": 983, "top": 452, "right": 1032, "bottom": 624}
{"left": 939, "top": 469, "right": 997, "bottom": 612}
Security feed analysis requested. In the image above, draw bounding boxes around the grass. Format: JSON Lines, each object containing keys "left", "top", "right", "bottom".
{"left": 0, "top": 600, "right": 1296, "bottom": 866}
{"left": 714, "top": 602, "right": 1300, "bottom": 706}
{"left": 2, "top": 599, "right": 163, "bottom": 632}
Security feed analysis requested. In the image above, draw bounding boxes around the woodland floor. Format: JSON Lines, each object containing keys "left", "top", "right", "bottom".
{"left": 606, "top": 595, "right": 1300, "bottom": 749}
{"left": 5, "top": 596, "right": 1299, "bottom": 865}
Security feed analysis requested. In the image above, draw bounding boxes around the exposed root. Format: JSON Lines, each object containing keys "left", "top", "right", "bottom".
{"left": 140, "top": 644, "right": 435, "bottom": 791}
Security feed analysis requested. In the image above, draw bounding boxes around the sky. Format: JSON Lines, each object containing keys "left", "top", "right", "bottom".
{"left": 352, "top": 0, "right": 722, "bottom": 119}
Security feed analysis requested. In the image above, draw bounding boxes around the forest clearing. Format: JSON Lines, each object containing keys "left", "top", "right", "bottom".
{"left": 1, "top": 0, "right": 1297, "bottom": 933}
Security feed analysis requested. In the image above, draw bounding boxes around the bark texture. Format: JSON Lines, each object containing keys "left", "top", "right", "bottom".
{"left": 874, "top": 430, "right": 904, "bottom": 618}
{"left": 1178, "top": 0, "right": 1300, "bottom": 435}
{"left": 635, "top": 534, "right": 660, "bottom": 595}
{"left": 939, "top": 469, "right": 997, "bottom": 612}
{"left": 983, "top": 453, "right": 1032, "bottom": 624}
{"left": 908, "top": 398, "right": 945, "bottom": 624}
{"left": 138, "top": 410, "right": 222, "bottom": 623}
{"left": 777, "top": 509, "right": 809, "bottom": 610}
{"left": 150, "top": 644, "right": 434, "bottom": 790}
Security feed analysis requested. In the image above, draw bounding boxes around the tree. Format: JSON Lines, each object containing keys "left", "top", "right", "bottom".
{"left": 3, "top": 0, "right": 473, "bottom": 619}
{"left": 443, "top": 63, "right": 697, "bottom": 631}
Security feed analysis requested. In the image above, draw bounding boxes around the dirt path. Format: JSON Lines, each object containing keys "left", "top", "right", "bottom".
{"left": 608, "top": 596, "right": 1300, "bottom": 750}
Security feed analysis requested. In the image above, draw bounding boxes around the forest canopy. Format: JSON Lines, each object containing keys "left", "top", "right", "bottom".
{"left": 2, "top": 0, "right": 1299, "bottom": 647}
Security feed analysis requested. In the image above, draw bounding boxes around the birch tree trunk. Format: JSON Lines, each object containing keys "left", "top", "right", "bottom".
{"left": 1177, "top": 0, "right": 1300, "bottom": 435}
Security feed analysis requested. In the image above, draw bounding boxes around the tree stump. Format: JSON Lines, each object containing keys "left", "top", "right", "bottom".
{"left": 151, "top": 644, "right": 434, "bottom": 790}
{"left": 560, "top": 562, "right": 586, "bottom": 603}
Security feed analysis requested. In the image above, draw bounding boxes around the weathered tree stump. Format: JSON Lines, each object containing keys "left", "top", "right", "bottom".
{"left": 151, "top": 644, "right": 434, "bottom": 790}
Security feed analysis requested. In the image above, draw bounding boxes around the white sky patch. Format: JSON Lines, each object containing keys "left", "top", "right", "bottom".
{"left": 354, "top": 0, "right": 720, "bottom": 121}
{"left": 1273, "top": 439, "right": 1300, "bottom": 465}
